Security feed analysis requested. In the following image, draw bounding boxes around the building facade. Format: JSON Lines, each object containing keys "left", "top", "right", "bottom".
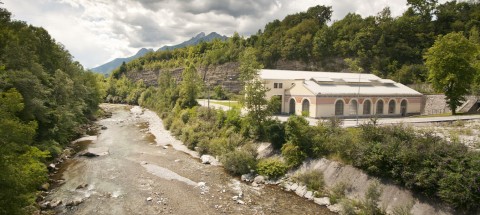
{"left": 260, "top": 69, "right": 423, "bottom": 118}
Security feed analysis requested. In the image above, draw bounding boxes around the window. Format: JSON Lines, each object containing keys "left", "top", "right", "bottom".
{"left": 349, "top": 100, "right": 358, "bottom": 115}
{"left": 363, "top": 100, "right": 371, "bottom": 115}
{"left": 335, "top": 100, "right": 344, "bottom": 116}
{"left": 273, "top": 82, "right": 283, "bottom": 89}
{"left": 289, "top": 98, "right": 296, "bottom": 114}
{"left": 302, "top": 99, "right": 310, "bottom": 116}
{"left": 376, "top": 100, "right": 384, "bottom": 115}
{"left": 388, "top": 100, "right": 396, "bottom": 114}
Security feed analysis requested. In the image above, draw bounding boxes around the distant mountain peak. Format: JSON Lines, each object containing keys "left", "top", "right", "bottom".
{"left": 91, "top": 32, "right": 228, "bottom": 75}
{"left": 195, "top": 32, "right": 206, "bottom": 38}
{"left": 158, "top": 32, "right": 228, "bottom": 52}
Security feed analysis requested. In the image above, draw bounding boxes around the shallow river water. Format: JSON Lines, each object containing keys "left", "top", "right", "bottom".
{"left": 46, "top": 104, "right": 334, "bottom": 215}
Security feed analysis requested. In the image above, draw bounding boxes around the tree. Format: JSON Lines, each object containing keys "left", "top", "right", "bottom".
{"left": 178, "top": 62, "right": 201, "bottom": 108}
{"left": 239, "top": 47, "right": 269, "bottom": 137}
{"left": 424, "top": 32, "right": 479, "bottom": 114}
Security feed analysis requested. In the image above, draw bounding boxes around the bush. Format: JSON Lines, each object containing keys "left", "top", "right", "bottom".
{"left": 281, "top": 142, "right": 307, "bottom": 167}
{"left": 221, "top": 145, "right": 257, "bottom": 176}
{"left": 293, "top": 170, "right": 325, "bottom": 193}
{"left": 264, "top": 119, "right": 286, "bottom": 149}
{"left": 163, "top": 115, "right": 174, "bottom": 130}
{"left": 256, "top": 157, "right": 288, "bottom": 179}
{"left": 329, "top": 181, "right": 349, "bottom": 204}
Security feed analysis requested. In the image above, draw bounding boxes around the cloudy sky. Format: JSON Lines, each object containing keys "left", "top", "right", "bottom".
{"left": 2, "top": 0, "right": 447, "bottom": 68}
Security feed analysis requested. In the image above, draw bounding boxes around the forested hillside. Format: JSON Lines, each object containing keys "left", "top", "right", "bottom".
{"left": 0, "top": 5, "right": 104, "bottom": 214}
{"left": 110, "top": 0, "right": 480, "bottom": 90}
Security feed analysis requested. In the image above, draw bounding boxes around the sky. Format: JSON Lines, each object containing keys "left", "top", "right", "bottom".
{"left": 2, "top": 0, "right": 447, "bottom": 68}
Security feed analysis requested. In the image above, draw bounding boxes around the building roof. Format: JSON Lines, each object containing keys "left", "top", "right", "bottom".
{"left": 260, "top": 69, "right": 422, "bottom": 96}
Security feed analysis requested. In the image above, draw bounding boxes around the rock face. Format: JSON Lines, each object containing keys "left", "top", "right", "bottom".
{"left": 295, "top": 158, "right": 453, "bottom": 215}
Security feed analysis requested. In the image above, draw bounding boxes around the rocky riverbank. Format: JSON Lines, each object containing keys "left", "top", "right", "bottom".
{"left": 40, "top": 104, "right": 334, "bottom": 215}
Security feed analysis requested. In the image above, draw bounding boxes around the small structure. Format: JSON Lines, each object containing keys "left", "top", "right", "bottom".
{"left": 260, "top": 69, "right": 422, "bottom": 118}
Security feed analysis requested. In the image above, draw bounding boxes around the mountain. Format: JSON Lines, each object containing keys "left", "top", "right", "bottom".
{"left": 91, "top": 32, "right": 227, "bottom": 75}
{"left": 90, "top": 48, "right": 153, "bottom": 75}
{"left": 158, "top": 32, "right": 228, "bottom": 51}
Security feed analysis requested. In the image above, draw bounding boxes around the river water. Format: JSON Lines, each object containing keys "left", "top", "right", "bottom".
{"left": 45, "top": 104, "right": 334, "bottom": 215}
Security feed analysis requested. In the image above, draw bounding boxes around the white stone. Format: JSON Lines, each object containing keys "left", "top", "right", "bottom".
{"left": 314, "top": 197, "right": 330, "bottom": 206}
{"left": 236, "top": 200, "right": 245, "bottom": 205}
{"left": 295, "top": 185, "right": 307, "bottom": 197}
{"left": 327, "top": 204, "right": 342, "bottom": 213}
{"left": 253, "top": 175, "right": 265, "bottom": 184}
{"left": 304, "top": 191, "right": 314, "bottom": 200}
{"left": 146, "top": 197, "right": 153, "bottom": 201}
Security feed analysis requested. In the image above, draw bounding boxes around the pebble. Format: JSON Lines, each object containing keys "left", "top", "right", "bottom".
{"left": 147, "top": 197, "right": 153, "bottom": 201}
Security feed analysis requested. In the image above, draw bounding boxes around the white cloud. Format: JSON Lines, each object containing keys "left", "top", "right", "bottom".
{"left": 1, "top": 0, "right": 449, "bottom": 68}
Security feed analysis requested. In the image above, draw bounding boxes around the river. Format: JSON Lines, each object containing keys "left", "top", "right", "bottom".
{"left": 45, "top": 104, "right": 334, "bottom": 215}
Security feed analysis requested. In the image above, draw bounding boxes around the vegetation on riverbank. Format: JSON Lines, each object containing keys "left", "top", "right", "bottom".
{"left": 0, "top": 6, "right": 104, "bottom": 214}
{"left": 120, "top": 52, "right": 480, "bottom": 213}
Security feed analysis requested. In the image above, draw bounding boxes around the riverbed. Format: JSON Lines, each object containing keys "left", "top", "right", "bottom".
{"left": 45, "top": 104, "right": 334, "bottom": 215}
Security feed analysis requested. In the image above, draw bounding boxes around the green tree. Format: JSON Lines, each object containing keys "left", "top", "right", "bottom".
{"left": 178, "top": 62, "right": 201, "bottom": 108}
{"left": 239, "top": 47, "right": 269, "bottom": 137}
{"left": 424, "top": 32, "right": 479, "bottom": 114}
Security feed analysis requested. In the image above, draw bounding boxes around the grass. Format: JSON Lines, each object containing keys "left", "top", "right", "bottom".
{"left": 209, "top": 100, "right": 241, "bottom": 108}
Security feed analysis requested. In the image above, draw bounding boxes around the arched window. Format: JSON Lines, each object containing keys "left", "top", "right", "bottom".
{"left": 388, "top": 100, "right": 396, "bottom": 114}
{"left": 289, "top": 98, "right": 296, "bottom": 115}
{"left": 363, "top": 100, "right": 371, "bottom": 115}
{"left": 350, "top": 100, "right": 358, "bottom": 115}
{"left": 400, "top": 99, "right": 408, "bottom": 116}
{"left": 376, "top": 100, "right": 384, "bottom": 115}
{"left": 302, "top": 99, "right": 310, "bottom": 116}
{"left": 335, "top": 100, "right": 344, "bottom": 116}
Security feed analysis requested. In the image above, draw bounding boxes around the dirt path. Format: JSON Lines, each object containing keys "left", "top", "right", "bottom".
{"left": 45, "top": 104, "right": 333, "bottom": 215}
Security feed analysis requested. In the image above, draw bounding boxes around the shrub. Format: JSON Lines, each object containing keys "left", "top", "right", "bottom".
{"left": 163, "top": 115, "right": 174, "bottom": 130}
{"left": 264, "top": 119, "right": 286, "bottom": 150}
{"left": 329, "top": 181, "right": 349, "bottom": 204}
{"left": 221, "top": 145, "right": 257, "bottom": 176}
{"left": 293, "top": 170, "right": 325, "bottom": 193}
{"left": 281, "top": 142, "right": 307, "bottom": 167}
{"left": 361, "top": 179, "right": 384, "bottom": 215}
{"left": 256, "top": 157, "right": 288, "bottom": 179}
{"left": 170, "top": 118, "right": 184, "bottom": 136}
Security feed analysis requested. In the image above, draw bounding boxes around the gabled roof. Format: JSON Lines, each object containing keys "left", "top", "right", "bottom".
{"left": 260, "top": 69, "right": 422, "bottom": 96}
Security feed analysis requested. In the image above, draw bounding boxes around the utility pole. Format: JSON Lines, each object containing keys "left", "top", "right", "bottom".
{"left": 228, "top": 77, "right": 232, "bottom": 110}
{"left": 356, "top": 72, "right": 361, "bottom": 126}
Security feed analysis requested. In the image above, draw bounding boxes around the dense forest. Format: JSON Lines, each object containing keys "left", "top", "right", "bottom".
{"left": 0, "top": 5, "right": 104, "bottom": 215}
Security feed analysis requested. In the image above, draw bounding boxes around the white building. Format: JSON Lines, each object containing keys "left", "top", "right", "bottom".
{"left": 260, "top": 69, "right": 423, "bottom": 118}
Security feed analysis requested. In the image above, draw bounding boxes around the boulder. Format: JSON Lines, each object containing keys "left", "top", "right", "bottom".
{"left": 200, "top": 155, "right": 215, "bottom": 164}
{"left": 286, "top": 183, "right": 299, "bottom": 192}
{"left": 295, "top": 185, "right": 307, "bottom": 197}
{"left": 327, "top": 204, "right": 342, "bottom": 213}
{"left": 76, "top": 183, "right": 88, "bottom": 190}
{"left": 80, "top": 147, "right": 109, "bottom": 157}
{"left": 40, "top": 183, "right": 50, "bottom": 191}
{"left": 241, "top": 173, "right": 254, "bottom": 182}
{"left": 66, "top": 198, "right": 83, "bottom": 206}
{"left": 253, "top": 176, "right": 265, "bottom": 184}
{"left": 47, "top": 164, "right": 56, "bottom": 171}
{"left": 40, "top": 201, "right": 51, "bottom": 209}
{"left": 146, "top": 197, "right": 153, "bottom": 201}
{"left": 304, "top": 191, "right": 314, "bottom": 200}
{"left": 314, "top": 197, "right": 330, "bottom": 206}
